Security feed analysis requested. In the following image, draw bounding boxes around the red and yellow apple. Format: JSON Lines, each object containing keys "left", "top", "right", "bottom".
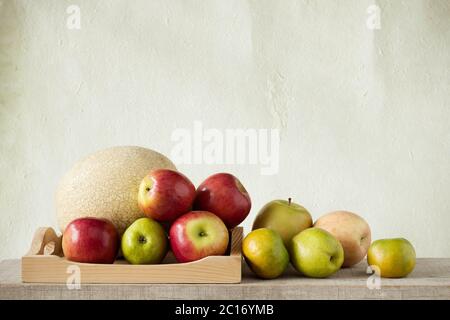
{"left": 193, "top": 173, "right": 251, "bottom": 228}
{"left": 169, "top": 211, "right": 229, "bottom": 263}
{"left": 62, "top": 217, "right": 119, "bottom": 264}
{"left": 138, "top": 169, "right": 196, "bottom": 222}
{"left": 314, "top": 211, "right": 371, "bottom": 267}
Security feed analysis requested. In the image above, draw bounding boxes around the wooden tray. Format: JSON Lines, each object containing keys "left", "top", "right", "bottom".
{"left": 22, "top": 226, "right": 242, "bottom": 284}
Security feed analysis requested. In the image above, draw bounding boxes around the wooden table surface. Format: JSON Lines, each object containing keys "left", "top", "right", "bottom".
{"left": 1, "top": 258, "right": 449, "bottom": 299}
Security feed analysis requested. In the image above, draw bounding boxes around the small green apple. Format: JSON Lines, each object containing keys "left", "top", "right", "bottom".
{"left": 252, "top": 198, "right": 312, "bottom": 247}
{"left": 121, "top": 217, "right": 168, "bottom": 264}
{"left": 290, "top": 228, "right": 344, "bottom": 278}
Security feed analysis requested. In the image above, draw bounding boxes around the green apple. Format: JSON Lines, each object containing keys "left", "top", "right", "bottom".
{"left": 290, "top": 228, "right": 344, "bottom": 278}
{"left": 367, "top": 238, "right": 416, "bottom": 278}
{"left": 252, "top": 198, "right": 312, "bottom": 247}
{"left": 121, "top": 217, "right": 168, "bottom": 264}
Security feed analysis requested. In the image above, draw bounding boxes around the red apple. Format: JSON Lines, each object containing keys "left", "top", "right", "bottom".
{"left": 138, "top": 169, "right": 196, "bottom": 222}
{"left": 62, "top": 217, "right": 119, "bottom": 264}
{"left": 193, "top": 173, "right": 251, "bottom": 228}
{"left": 169, "top": 211, "right": 229, "bottom": 263}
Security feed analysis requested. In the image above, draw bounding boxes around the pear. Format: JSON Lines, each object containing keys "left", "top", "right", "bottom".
{"left": 290, "top": 228, "right": 344, "bottom": 278}
{"left": 242, "top": 228, "right": 289, "bottom": 279}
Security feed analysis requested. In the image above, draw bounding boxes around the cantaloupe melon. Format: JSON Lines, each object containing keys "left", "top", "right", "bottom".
{"left": 56, "top": 146, "right": 176, "bottom": 234}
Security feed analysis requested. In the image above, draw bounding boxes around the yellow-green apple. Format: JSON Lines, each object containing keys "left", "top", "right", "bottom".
{"left": 290, "top": 228, "right": 344, "bottom": 278}
{"left": 252, "top": 198, "right": 312, "bottom": 247}
{"left": 62, "top": 217, "right": 119, "bottom": 264}
{"left": 367, "top": 238, "right": 416, "bottom": 278}
{"left": 138, "top": 169, "right": 196, "bottom": 222}
{"left": 169, "top": 211, "right": 229, "bottom": 262}
{"left": 314, "top": 211, "right": 371, "bottom": 267}
{"left": 193, "top": 173, "right": 251, "bottom": 228}
{"left": 121, "top": 217, "right": 168, "bottom": 264}
{"left": 242, "top": 228, "right": 289, "bottom": 279}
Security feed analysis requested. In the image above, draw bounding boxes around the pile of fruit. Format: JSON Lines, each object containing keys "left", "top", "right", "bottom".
{"left": 244, "top": 203, "right": 416, "bottom": 279}
{"left": 59, "top": 147, "right": 416, "bottom": 280}
{"left": 62, "top": 170, "right": 251, "bottom": 264}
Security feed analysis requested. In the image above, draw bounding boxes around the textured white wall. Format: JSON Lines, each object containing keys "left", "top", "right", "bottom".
{"left": 1, "top": 0, "right": 449, "bottom": 259}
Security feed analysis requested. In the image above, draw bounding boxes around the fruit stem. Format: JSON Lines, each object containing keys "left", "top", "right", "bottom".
{"left": 288, "top": 198, "right": 292, "bottom": 206}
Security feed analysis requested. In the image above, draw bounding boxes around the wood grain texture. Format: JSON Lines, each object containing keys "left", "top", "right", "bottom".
{"left": 1, "top": 258, "right": 449, "bottom": 299}
{"left": 25, "top": 227, "right": 63, "bottom": 257}
{"left": 21, "top": 227, "right": 242, "bottom": 284}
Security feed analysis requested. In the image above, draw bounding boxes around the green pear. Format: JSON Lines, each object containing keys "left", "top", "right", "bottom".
{"left": 252, "top": 199, "right": 312, "bottom": 247}
{"left": 367, "top": 238, "right": 416, "bottom": 278}
{"left": 242, "top": 228, "right": 289, "bottom": 279}
{"left": 290, "top": 228, "right": 344, "bottom": 278}
{"left": 121, "top": 217, "right": 168, "bottom": 264}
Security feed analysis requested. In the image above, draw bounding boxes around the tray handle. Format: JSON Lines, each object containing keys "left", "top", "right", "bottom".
{"left": 230, "top": 226, "right": 243, "bottom": 257}
{"left": 25, "top": 227, "right": 63, "bottom": 257}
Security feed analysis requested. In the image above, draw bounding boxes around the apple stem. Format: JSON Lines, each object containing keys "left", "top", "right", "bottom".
{"left": 288, "top": 198, "right": 292, "bottom": 206}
